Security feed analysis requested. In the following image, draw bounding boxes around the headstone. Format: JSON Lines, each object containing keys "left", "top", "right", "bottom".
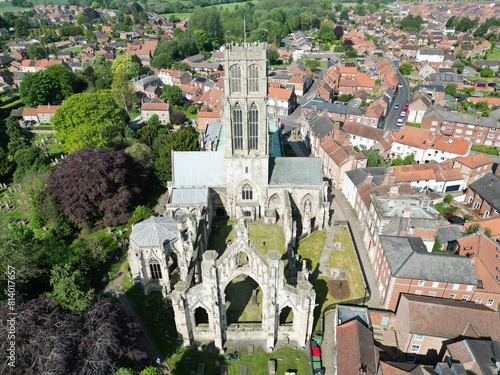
{"left": 268, "top": 359, "right": 276, "bottom": 375}
{"left": 247, "top": 345, "right": 254, "bottom": 357}
{"left": 239, "top": 364, "right": 247, "bottom": 375}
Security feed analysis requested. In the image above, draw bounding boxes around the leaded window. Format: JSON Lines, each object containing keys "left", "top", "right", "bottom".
{"left": 230, "top": 64, "right": 242, "bottom": 93}
{"left": 233, "top": 103, "right": 243, "bottom": 150}
{"left": 242, "top": 184, "right": 253, "bottom": 200}
{"left": 149, "top": 259, "right": 162, "bottom": 279}
{"left": 248, "top": 65, "right": 259, "bottom": 92}
{"left": 248, "top": 103, "right": 258, "bottom": 150}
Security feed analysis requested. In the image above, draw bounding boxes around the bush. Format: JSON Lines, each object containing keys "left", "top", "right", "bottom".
{"left": 129, "top": 205, "right": 154, "bottom": 225}
{"left": 444, "top": 194, "right": 453, "bottom": 204}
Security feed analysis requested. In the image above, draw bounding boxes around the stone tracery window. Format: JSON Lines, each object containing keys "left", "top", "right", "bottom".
{"left": 233, "top": 103, "right": 243, "bottom": 150}
{"left": 248, "top": 64, "right": 259, "bottom": 92}
{"left": 241, "top": 184, "right": 253, "bottom": 200}
{"left": 149, "top": 258, "right": 162, "bottom": 279}
{"left": 230, "top": 64, "right": 242, "bottom": 93}
{"left": 248, "top": 103, "right": 258, "bottom": 150}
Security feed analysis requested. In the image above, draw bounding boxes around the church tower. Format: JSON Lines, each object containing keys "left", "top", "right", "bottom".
{"left": 223, "top": 43, "right": 269, "bottom": 220}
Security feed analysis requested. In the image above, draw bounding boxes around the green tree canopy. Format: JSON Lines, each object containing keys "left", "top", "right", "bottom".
{"left": 19, "top": 71, "right": 58, "bottom": 107}
{"left": 160, "top": 84, "right": 183, "bottom": 106}
{"left": 399, "top": 62, "right": 413, "bottom": 75}
{"left": 445, "top": 85, "right": 457, "bottom": 97}
{"left": 189, "top": 7, "right": 224, "bottom": 48}
{"left": 49, "top": 264, "right": 94, "bottom": 312}
{"left": 52, "top": 91, "right": 129, "bottom": 152}
{"left": 112, "top": 70, "right": 138, "bottom": 112}
{"left": 153, "top": 126, "right": 200, "bottom": 185}
{"left": 111, "top": 54, "right": 143, "bottom": 79}
{"left": 480, "top": 68, "right": 494, "bottom": 78}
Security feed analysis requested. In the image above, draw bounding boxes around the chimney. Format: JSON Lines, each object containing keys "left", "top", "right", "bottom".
{"left": 389, "top": 184, "right": 399, "bottom": 198}
{"left": 366, "top": 173, "right": 374, "bottom": 184}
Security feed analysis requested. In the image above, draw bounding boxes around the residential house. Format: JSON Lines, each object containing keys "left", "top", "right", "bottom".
{"left": 140, "top": 98, "right": 170, "bottom": 124}
{"left": 464, "top": 173, "right": 500, "bottom": 218}
{"left": 335, "top": 311, "right": 376, "bottom": 375}
{"left": 392, "top": 163, "right": 465, "bottom": 193}
{"left": 417, "top": 48, "right": 445, "bottom": 63}
{"left": 373, "top": 235, "right": 478, "bottom": 311}
{"left": 421, "top": 107, "right": 500, "bottom": 147}
{"left": 20, "top": 59, "right": 65, "bottom": 72}
{"left": 407, "top": 92, "right": 433, "bottom": 124}
{"left": 414, "top": 85, "right": 446, "bottom": 103}
{"left": 417, "top": 64, "right": 436, "bottom": 81}
{"left": 454, "top": 233, "right": 500, "bottom": 309}
{"left": 36, "top": 105, "right": 59, "bottom": 124}
{"left": 445, "top": 340, "right": 500, "bottom": 375}
{"left": 390, "top": 126, "right": 471, "bottom": 164}
{"left": 448, "top": 153, "right": 495, "bottom": 186}
{"left": 394, "top": 295, "right": 499, "bottom": 363}
{"left": 131, "top": 74, "right": 163, "bottom": 99}
{"left": 267, "top": 86, "right": 297, "bottom": 118}
{"left": 197, "top": 111, "right": 221, "bottom": 133}
{"left": 475, "top": 60, "right": 500, "bottom": 72}
{"left": 158, "top": 69, "right": 192, "bottom": 86}
{"left": 342, "top": 122, "right": 388, "bottom": 150}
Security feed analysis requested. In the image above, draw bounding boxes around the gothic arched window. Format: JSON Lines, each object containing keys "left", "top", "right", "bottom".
{"left": 230, "top": 64, "right": 242, "bottom": 93}
{"left": 241, "top": 184, "right": 253, "bottom": 200}
{"left": 149, "top": 258, "right": 162, "bottom": 279}
{"left": 233, "top": 103, "right": 243, "bottom": 150}
{"left": 248, "top": 103, "right": 259, "bottom": 150}
{"left": 248, "top": 65, "right": 259, "bottom": 92}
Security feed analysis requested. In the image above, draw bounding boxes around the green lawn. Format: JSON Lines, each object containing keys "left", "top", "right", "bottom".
{"left": 63, "top": 45, "right": 82, "bottom": 53}
{"left": 296, "top": 230, "right": 326, "bottom": 272}
{"left": 486, "top": 48, "right": 500, "bottom": 61}
{"left": 328, "top": 226, "right": 365, "bottom": 304}
{"left": 208, "top": 219, "right": 286, "bottom": 255}
{"left": 168, "top": 347, "right": 310, "bottom": 375}
{"left": 0, "top": 2, "right": 29, "bottom": 12}
{"left": 161, "top": 12, "right": 192, "bottom": 20}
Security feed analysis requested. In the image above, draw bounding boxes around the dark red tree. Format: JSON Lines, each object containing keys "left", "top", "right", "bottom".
{"left": 0, "top": 296, "right": 148, "bottom": 375}
{"left": 47, "top": 149, "right": 149, "bottom": 228}
{"left": 169, "top": 111, "right": 187, "bottom": 125}
{"left": 334, "top": 25, "right": 344, "bottom": 40}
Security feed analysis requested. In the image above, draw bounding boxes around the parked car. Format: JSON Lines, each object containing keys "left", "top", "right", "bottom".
{"left": 398, "top": 82, "right": 403, "bottom": 88}
{"left": 394, "top": 102, "right": 400, "bottom": 109}
{"left": 400, "top": 111, "right": 407, "bottom": 117}
{"left": 403, "top": 103, "right": 409, "bottom": 111}
{"left": 397, "top": 118, "right": 403, "bottom": 126}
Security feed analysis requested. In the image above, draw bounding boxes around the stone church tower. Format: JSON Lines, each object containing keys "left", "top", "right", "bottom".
{"left": 223, "top": 43, "right": 270, "bottom": 220}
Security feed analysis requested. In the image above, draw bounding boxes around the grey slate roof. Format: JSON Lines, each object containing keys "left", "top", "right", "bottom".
{"left": 436, "top": 225, "right": 464, "bottom": 245}
{"left": 302, "top": 97, "right": 350, "bottom": 115}
{"left": 130, "top": 216, "right": 178, "bottom": 247}
{"left": 269, "top": 157, "right": 323, "bottom": 186}
{"left": 308, "top": 114, "right": 334, "bottom": 139}
{"left": 423, "top": 106, "right": 500, "bottom": 129}
{"left": 345, "top": 167, "right": 387, "bottom": 188}
{"left": 379, "top": 235, "right": 477, "bottom": 284}
{"left": 172, "top": 151, "right": 226, "bottom": 187}
{"left": 468, "top": 173, "right": 500, "bottom": 211}
{"left": 170, "top": 188, "right": 208, "bottom": 205}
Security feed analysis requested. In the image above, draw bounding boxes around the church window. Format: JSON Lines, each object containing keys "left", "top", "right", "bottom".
{"left": 248, "top": 103, "right": 259, "bottom": 150}
{"left": 230, "top": 64, "right": 242, "bottom": 93}
{"left": 242, "top": 184, "right": 253, "bottom": 200}
{"left": 233, "top": 103, "right": 243, "bottom": 150}
{"left": 248, "top": 65, "right": 259, "bottom": 92}
{"left": 149, "top": 259, "right": 162, "bottom": 279}
{"left": 245, "top": 167, "right": 249, "bottom": 174}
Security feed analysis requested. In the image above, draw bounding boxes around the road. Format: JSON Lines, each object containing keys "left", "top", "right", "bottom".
{"left": 383, "top": 69, "right": 411, "bottom": 132}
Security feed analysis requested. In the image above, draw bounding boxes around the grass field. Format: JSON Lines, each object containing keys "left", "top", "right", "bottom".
{"left": 208, "top": 219, "right": 286, "bottom": 255}
{"left": 162, "top": 0, "right": 259, "bottom": 19}
{"left": 487, "top": 48, "right": 500, "bottom": 61}
{"left": 0, "top": 2, "right": 29, "bottom": 12}
{"left": 296, "top": 230, "right": 326, "bottom": 272}
{"left": 327, "top": 226, "right": 365, "bottom": 304}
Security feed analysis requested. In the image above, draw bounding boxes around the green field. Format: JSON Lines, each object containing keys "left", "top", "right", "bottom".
{"left": 0, "top": 1, "right": 29, "bottom": 12}
{"left": 487, "top": 48, "right": 500, "bottom": 61}
{"left": 162, "top": 0, "right": 259, "bottom": 19}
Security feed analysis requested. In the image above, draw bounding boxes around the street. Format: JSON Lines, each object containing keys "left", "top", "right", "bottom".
{"left": 384, "top": 70, "right": 411, "bottom": 132}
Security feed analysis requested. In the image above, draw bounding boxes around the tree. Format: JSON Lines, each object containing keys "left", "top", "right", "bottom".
{"left": 363, "top": 149, "right": 382, "bottom": 167}
{"left": 138, "top": 125, "right": 159, "bottom": 147}
{"left": 445, "top": 85, "right": 457, "bottom": 97}
{"left": 47, "top": 149, "right": 149, "bottom": 228}
{"left": 333, "top": 25, "right": 344, "bottom": 40}
{"left": 189, "top": 7, "right": 224, "bottom": 48}
{"left": 129, "top": 205, "right": 153, "bottom": 225}
{"left": 170, "top": 111, "right": 187, "bottom": 125}
{"left": 19, "top": 71, "right": 58, "bottom": 107}
{"left": 480, "top": 68, "right": 494, "bottom": 78}
{"left": 27, "top": 43, "right": 47, "bottom": 59}
{"left": 0, "top": 146, "right": 13, "bottom": 179}
{"left": 124, "top": 142, "right": 153, "bottom": 166}
{"left": 0, "top": 296, "right": 148, "bottom": 374}
{"left": 399, "top": 62, "right": 413, "bottom": 75}
{"left": 111, "top": 54, "right": 143, "bottom": 79}
{"left": 432, "top": 236, "right": 442, "bottom": 252}
{"left": 160, "top": 84, "right": 183, "bottom": 106}
{"left": 339, "top": 9, "right": 349, "bottom": 21}
{"left": 268, "top": 49, "right": 281, "bottom": 65}
{"left": 399, "top": 14, "right": 424, "bottom": 33}
{"left": 403, "top": 153, "right": 417, "bottom": 165}
{"left": 112, "top": 70, "right": 138, "bottom": 112}
{"left": 148, "top": 114, "right": 161, "bottom": 127}
{"left": 391, "top": 156, "right": 404, "bottom": 166}
{"left": 338, "top": 94, "right": 353, "bottom": 102}
{"left": 45, "top": 64, "right": 85, "bottom": 100}
{"left": 49, "top": 264, "right": 94, "bottom": 312}
{"left": 5, "top": 116, "right": 31, "bottom": 157}
{"left": 153, "top": 126, "right": 200, "bottom": 185}
{"left": 76, "top": 11, "right": 89, "bottom": 25}
{"left": 52, "top": 91, "right": 129, "bottom": 152}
